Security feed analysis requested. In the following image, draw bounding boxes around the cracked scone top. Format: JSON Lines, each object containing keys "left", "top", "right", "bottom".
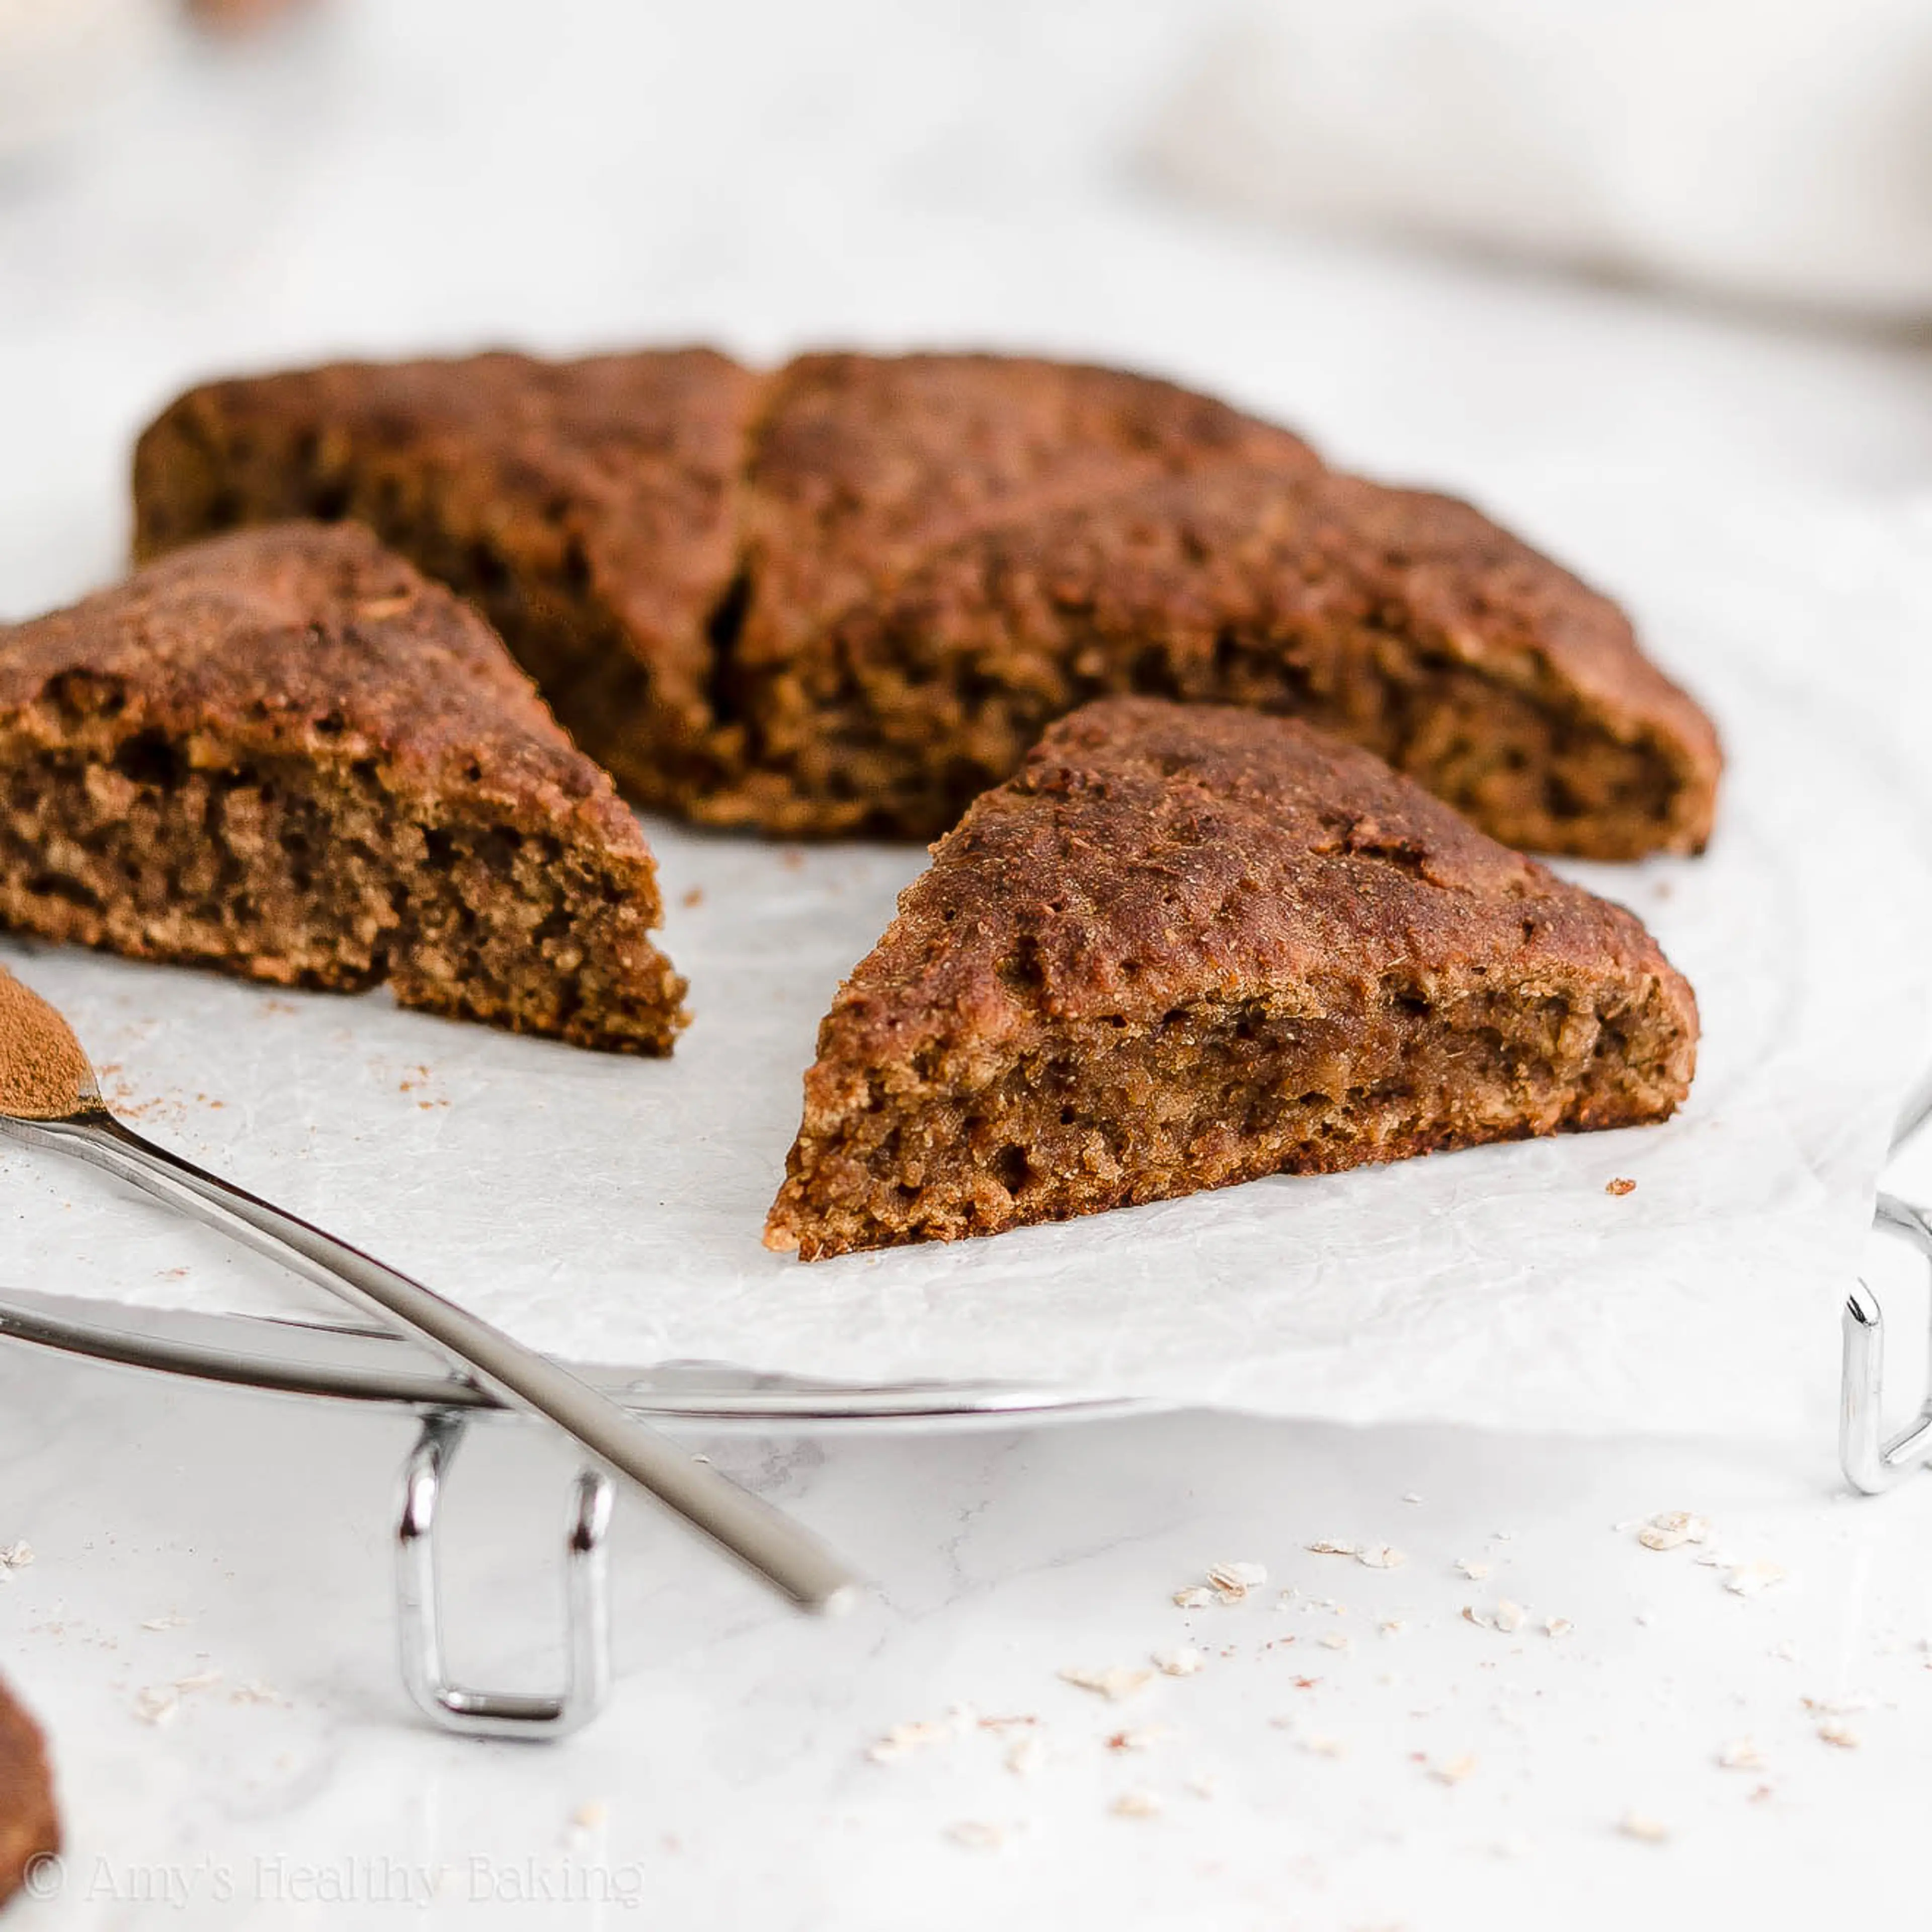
{"left": 766, "top": 697, "right": 1698, "bottom": 1258}
{"left": 133, "top": 348, "right": 1720, "bottom": 859}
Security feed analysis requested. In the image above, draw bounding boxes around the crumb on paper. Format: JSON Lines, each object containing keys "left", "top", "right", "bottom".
{"left": 1357, "top": 1544, "right": 1406, "bottom": 1570}
{"left": 1106, "top": 1725, "right": 1172, "bottom": 1754}
{"left": 1724, "top": 1562, "right": 1787, "bottom": 1598}
{"left": 229, "top": 1681, "right": 280, "bottom": 1706}
{"left": 1463, "top": 1600, "right": 1526, "bottom": 1635}
{"left": 571, "top": 1801, "right": 607, "bottom": 1831}
{"left": 1543, "top": 1616, "right": 1574, "bottom": 1637}
{"left": 947, "top": 1820, "right": 1009, "bottom": 1852}
{"left": 1172, "top": 1585, "right": 1215, "bottom": 1609}
{"left": 1634, "top": 1609, "right": 1656, "bottom": 1627}
{"left": 1206, "top": 1561, "right": 1267, "bottom": 1602}
{"left": 1636, "top": 1511, "right": 1710, "bottom": 1552}
{"left": 1816, "top": 1720, "right": 1860, "bottom": 1749}
{"left": 1306, "top": 1539, "right": 1357, "bottom": 1558}
{"left": 1401, "top": 1492, "right": 1423, "bottom": 1505}
{"left": 1318, "top": 1631, "right": 1351, "bottom": 1653}
{"left": 1802, "top": 1694, "right": 1875, "bottom": 1716}
{"left": 1154, "top": 1646, "right": 1204, "bottom": 1677}
{"left": 1005, "top": 1732, "right": 1046, "bottom": 1778}
{"left": 1300, "top": 1732, "right": 1346, "bottom": 1758}
{"left": 1379, "top": 1618, "right": 1408, "bottom": 1637}
{"left": 1455, "top": 1558, "right": 1490, "bottom": 1580}
{"left": 139, "top": 1614, "right": 187, "bottom": 1632}
{"left": 1185, "top": 1772, "right": 1218, "bottom": 1800}
{"left": 868, "top": 1718, "right": 958, "bottom": 1762}
{"left": 133, "top": 1685, "right": 179, "bottom": 1726}
{"left": 173, "top": 1668, "right": 222, "bottom": 1694}
{"left": 1771, "top": 1639, "right": 1799, "bottom": 1663}
{"left": 1060, "top": 1665, "right": 1154, "bottom": 1703}
{"left": 679, "top": 886, "right": 704, "bottom": 909}
{"left": 1606, "top": 1177, "right": 1637, "bottom": 1197}
{"left": 1431, "top": 1753, "right": 1478, "bottom": 1786}
{"left": 1619, "top": 1811, "right": 1670, "bottom": 1843}
{"left": 1111, "top": 1790, "right": 1162, "bottom": 1820}
{"left": 1717, "top": 1739, "right": 1762, "bottom": 1770}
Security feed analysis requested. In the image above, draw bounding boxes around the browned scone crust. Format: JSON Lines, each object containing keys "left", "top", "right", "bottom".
{"left": 133, "top": 349, "right": 764, "bottom": 813}
{"left": 0, "top": 523, "right": 686, "bottom": 1052}
{"left": 766, "top": 698, "right": 1698, "bottom": 1259}
{"left": 0, "top": 1676, "right": 59, "bottom": 1908}
{"left": 134, "top": 348, "right": 1720, "bottom": 858}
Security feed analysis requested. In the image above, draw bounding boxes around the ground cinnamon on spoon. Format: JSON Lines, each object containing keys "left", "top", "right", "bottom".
{"left": 0, "top": 968, "right": 97, "bottom": 1119}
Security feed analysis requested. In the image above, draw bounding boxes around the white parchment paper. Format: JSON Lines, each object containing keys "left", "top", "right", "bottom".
{"left": 1, "top": 603, "right": 1925, "bottom": 1441}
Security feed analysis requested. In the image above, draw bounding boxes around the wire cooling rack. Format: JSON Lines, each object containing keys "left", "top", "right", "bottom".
{"left": 0, "top": 1287, "right": 1152, "bottom": 1737}
{"left": 5, "top": 1074, "right": 1930, "bottom": 1739}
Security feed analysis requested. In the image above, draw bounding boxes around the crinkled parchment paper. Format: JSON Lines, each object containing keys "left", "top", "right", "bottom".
{"left": 2, "top": 598, "right": 1925, "bottom": 1440}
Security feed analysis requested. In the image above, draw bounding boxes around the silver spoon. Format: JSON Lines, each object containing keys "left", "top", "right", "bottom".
{"left": 0, "top": 966, "right": 858, "bottom": 1616}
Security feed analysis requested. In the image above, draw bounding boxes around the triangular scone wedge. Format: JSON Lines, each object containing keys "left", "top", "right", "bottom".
{"left": 0, "top": 523, "right": 686, "bottom": 1053}
{"left": 766, "top": 698, "right": 1696, "bottom": 1258}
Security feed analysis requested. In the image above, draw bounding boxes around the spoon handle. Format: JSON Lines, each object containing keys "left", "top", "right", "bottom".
{"left": 20, "top": 1110, "right": 859, "bottom": 1615}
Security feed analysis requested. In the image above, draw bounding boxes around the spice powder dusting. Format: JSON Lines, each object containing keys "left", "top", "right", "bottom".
{"left": 0, "top": 968, "right": 97, "bottom": 1119}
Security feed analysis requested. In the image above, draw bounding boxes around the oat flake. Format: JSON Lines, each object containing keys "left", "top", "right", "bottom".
{"left": 1060, "top": 1665, "right": 1154, "bottom": 1703}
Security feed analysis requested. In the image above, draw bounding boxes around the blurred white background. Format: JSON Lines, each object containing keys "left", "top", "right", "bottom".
{"left": 3, "top": 0, "right": 1932, "bottom": 620}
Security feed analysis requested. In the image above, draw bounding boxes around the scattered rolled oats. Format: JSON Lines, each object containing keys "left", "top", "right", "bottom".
{"left": 1112, "top": 1790, "right": 1162, "bottom": 1819}
{"left": 1300, "top": 1732, "right": 1346, "bottom": 1758}
{"left": 139, "top": 1615, "right": 187, "bottom": 1632}
{"left": 868, "top": 1719, "right": 956, "bottom": 1763}
{"left": 1306, "top": 1540, "right": 1357, "bottom": 1558}
{"left": 1431, "top": 1753, "right": 1478, "bottom": 1785}
{"left": 947, "top": 1820, "right": 1009, "bottom": 1851}
{"left": 1060, "top": 1665, "right": 1154, "bottom": 1703}
{"left": 1455, "top": 1558, "right": 1490, "bottom": 1580}
{"left": 1816, "top": 1720, "right": 1860, "bottom": 1749}
{"left": 1636, "top": 1511, "right": 1710, "bottom": 1552}
{"left": 1318, "top": 1631, "right": 1351, "bottom": 1652}
{"left": 1153, "top": 1646, "right": 1204, "bottom": 1677}
{"left": 1185, "top": 1772, "right": 1219, "bottom": 1800}
{"left": 1005, "top": 1733, "right": 1047, "bottom": 1778}
{"left": 1543, "top": 1617, "right": 1574, "bottom": 1638}
{"left": 1724, "top": 1562, "right": 1786, "bottom": 1597}
{"left": 1209, "top": 1560, "right": 1268, "bottom": 1589}
{"left": 1464, "top": 1601, "right": 1526, "bottom": 1634}
{"left": 1107, "top": 1725, "right": 1172, "bottom": 1754}
{"left": 132, "top": 1685, "right": 179, "bottom": 1726}
{"left": 1401, "top": 1492, "right": 1423, "bottom": 1505}
{"left": 1357, "top": 1545, "right": 1406, "bottom": 1570}
{"left": 0, "top": 1542, "right": 34, "bottom": 1569}
{"left": 1618, "top": 1811, "right": 1670, "bottom": 1843}
{"left": 1716, "top": 1739, "right": 1762, "bottom": 1770}
{"left": 173, "top": 1669, "right": 222, "bottom": 1694}
{"left": 1379, "top": 1618, "right": 1408, "bottom": 1637}
{"left": 1172, "top": 1585, "right": 1215, "bottom": 1609}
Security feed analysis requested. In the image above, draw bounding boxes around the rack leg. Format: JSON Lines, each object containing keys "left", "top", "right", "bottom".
{"left": 394, "top": 1409, "right": 614, "bottom": 1738}
{"left": 1841, "top": 1194, "right": 1932, "bottom": 1493}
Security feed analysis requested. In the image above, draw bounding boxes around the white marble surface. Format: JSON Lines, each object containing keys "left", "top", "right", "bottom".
{"left": 6, "top": 2, "right": 1932, "bottom": 1925}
